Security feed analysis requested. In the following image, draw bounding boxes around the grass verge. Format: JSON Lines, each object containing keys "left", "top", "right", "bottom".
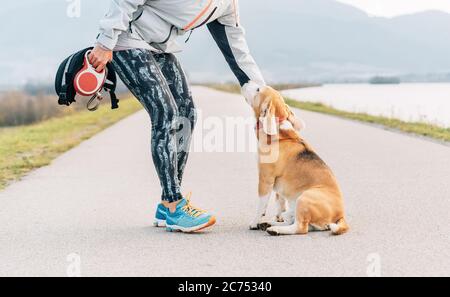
{"left": 0, "top": 98, "right": 142, "bottom": 190}
{"left": 284, "top": 99, "right": 450, "bottom": 142}
{"left": 206, "top": 84, "right": 450, "bottom": 143}
{"left": 200, "top": 83, "right": 319, "bottom": 94}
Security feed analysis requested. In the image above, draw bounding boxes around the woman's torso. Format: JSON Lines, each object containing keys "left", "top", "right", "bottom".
{"left": 126, "top": 0, "right": 236, "bottom": 52}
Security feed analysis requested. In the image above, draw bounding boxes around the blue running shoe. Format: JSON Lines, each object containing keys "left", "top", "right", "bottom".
{"left": 166, "top": 195, "right": 216, "bottom": 233}
{"left": 153, "top": 203, "right": 168, "bottom": 227}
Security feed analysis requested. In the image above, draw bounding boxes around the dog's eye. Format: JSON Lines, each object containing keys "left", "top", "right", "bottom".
{"left": 256, "top": 88, "right": 260, "bottom": 92}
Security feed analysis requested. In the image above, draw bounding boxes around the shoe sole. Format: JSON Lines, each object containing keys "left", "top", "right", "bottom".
{"left": 153, "top": 219, "right": 167, "bottom": 228}
{"left": 166, "top": 216, "right": 216, "bottom": 233}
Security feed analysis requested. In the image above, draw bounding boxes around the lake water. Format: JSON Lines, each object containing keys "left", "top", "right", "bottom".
{"left": 283, "top": 83, "right": 450, "bottom": 128}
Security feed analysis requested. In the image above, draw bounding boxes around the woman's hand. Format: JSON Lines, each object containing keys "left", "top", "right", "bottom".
{"left": 241, "top": 81, "right": 263, "bottom": 107}
{"left": 88, "top": 45, "right": 113, "bottom": 72}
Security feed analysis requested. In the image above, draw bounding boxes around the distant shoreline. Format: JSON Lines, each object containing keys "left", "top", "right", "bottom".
{"left": 205, "top": 84, "right": 450, "bottom": 143}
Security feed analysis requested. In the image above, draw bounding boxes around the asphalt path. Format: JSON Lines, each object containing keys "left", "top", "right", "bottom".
{"left": 1, "top": 87, "right": 449, "bottom": 276}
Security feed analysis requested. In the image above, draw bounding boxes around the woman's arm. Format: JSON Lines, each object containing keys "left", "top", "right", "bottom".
{"left": 90, "top": 0, "right": 145, "bottom": 71}
{"left": 207, "top": 0, "right": 265, "bottom": 101}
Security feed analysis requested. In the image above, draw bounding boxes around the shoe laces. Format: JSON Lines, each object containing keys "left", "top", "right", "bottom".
{"left": 181, "top": 192, "right": 206, "bottom": 218}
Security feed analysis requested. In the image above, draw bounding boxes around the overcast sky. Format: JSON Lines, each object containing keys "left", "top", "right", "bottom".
{"left": 337, "top": 0, "right": 450, "bottom": 17}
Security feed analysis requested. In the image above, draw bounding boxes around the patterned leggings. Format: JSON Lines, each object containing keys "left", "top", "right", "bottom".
{"left": 112, "top": 49, "right": 196, "bottom": 203}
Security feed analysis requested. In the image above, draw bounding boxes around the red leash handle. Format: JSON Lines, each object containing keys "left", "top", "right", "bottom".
{"left": 73, "top": 50, "right": 107, "bottom": 97}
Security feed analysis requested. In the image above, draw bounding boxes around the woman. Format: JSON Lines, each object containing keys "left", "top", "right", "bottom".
{"left": 89, "top": 0, "right": 265, "bottom": 233}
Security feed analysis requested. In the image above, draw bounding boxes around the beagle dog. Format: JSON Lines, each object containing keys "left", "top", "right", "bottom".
{"left": 248, "top": 86, "right": 349, "bottom": 236}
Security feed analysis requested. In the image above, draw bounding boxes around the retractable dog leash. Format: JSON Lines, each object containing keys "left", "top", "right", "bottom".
{"left": 73, "top": 51, "right": 107, "bottom": 111}
{"left": 55, "top": 47, "right": 119, "bottom": 112}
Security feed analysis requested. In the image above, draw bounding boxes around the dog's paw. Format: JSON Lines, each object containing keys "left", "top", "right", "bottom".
{"left": 257, "top": 222, "right": 272, "bottom": 231}
{"left": 267, "top": 227, "right": 280, "bottom": 236}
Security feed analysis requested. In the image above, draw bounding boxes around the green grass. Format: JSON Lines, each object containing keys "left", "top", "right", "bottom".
{"left": 206, "top": 84, "right": 450, "bottom": 143}
{"left": 0, "top": 98, "right": 142, "bottom": 190}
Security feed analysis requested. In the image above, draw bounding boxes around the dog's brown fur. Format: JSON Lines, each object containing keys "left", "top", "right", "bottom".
{"left": 251, "top": 87, "right": 349, "bottom": 236}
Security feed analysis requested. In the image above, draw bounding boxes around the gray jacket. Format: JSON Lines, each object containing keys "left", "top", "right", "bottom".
{"left": 97, "top": 0, "right": 265, "bottom": 86}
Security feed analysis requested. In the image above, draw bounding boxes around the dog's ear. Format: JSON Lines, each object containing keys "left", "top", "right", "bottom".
{"left": 260, "top": 100, "right": 278, "bottom": 136}
{"left": 286, "top": 105, "right": 306, "bottom": 131}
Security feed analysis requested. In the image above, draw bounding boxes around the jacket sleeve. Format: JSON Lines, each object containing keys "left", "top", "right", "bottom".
{"left": 207, "top": 1, "right": 265, "bottom": 87}
{"left": 97, "top": 0, "right": 146, "bottom": 50}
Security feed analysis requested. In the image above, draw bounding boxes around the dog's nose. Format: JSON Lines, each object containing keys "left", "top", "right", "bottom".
{"left": 256, "top": 88, "right": 260, "bottom": 92}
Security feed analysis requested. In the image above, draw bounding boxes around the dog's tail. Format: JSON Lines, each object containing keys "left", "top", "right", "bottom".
{"left": 329, "top": 218, "right": 349, "bottom": 235}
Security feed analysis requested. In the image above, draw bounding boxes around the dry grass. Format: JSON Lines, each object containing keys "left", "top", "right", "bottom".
{"left": 0, "top": 92, "right": 85, "bottom": 127}
{"left": 0, "top": 91, "right": 126, "bottom": 127}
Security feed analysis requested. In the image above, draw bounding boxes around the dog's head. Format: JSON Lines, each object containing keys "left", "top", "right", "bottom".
{"left": 251, "top": 86, "right": 305, "bottom": 136}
